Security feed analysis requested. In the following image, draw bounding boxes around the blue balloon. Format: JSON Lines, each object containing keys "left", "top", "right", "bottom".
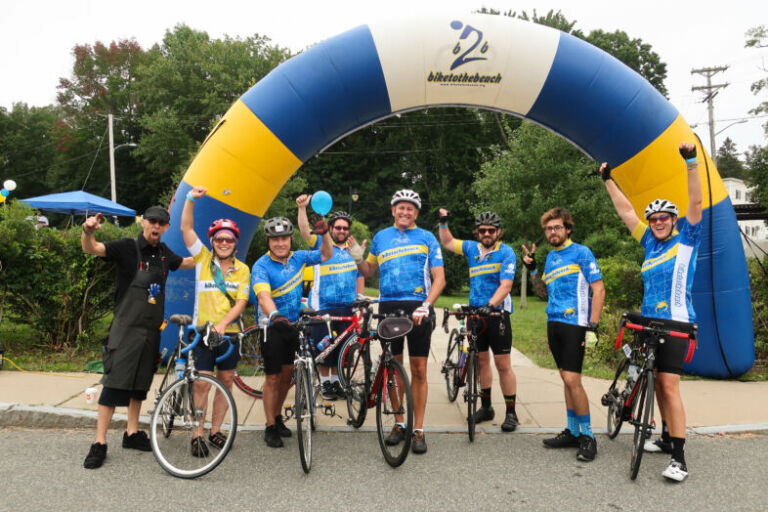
{"left": 310, "top": 191, "right": 333, "bottom": 215}
{"left": 0, "top": 188, "right": 9, "bottom": 197}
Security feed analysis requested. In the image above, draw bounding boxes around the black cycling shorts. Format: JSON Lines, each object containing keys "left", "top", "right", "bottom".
{"left": 262, "top": 323, "right": 299, "bottom": 375}
{"left": 193, "top": 336, "right": 240, "bottom": 372}
{"left": 309, "top": 306, "right": 354, "bottom": 368}
{"left": 547, "top": 321, "right": 587, "bottom": 373}
{"left": 634, "top": 330, "right": 690, "bottom": 375}
{"left": 467, "top": 313, "right": 512, "bottom": 355}
{"left": 378, "top": 300, "right": 433, "bottom": 358}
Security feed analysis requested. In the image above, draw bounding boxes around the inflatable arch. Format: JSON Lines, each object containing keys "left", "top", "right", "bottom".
{"left": 162, "top": 15, "right": 754, "bottom": 377}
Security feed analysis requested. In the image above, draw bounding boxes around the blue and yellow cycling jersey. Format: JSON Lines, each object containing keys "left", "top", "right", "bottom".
{"left": 542, "top": 239, "right": 602, "bottom": 326}
{"left": 307, "top": 235, "right": 362, "bottom": 310}
{"left": 366, "top": 225, "right": 443, "bottom": 301}
{"left": 455, "top": 240, "right": 516, "bottom": 312}
{"left": 251, "top": 250, "right": 322, "bottom": 322}
{"left": 632, "top": 218, "right": 701, "bottom": 323}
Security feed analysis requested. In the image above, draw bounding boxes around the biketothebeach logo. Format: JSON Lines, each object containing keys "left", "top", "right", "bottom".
{"left": 427, "top": 20, "right": 502, "bottom": 87}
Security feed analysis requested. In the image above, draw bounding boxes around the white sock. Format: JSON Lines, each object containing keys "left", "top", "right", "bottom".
{"left": 329, "top": 375, "right": 339, "bottom": 383}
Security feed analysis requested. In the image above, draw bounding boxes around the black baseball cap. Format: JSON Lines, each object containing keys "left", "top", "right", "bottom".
{"left": 143, "top": 206, "right": 170, "bottom": 222}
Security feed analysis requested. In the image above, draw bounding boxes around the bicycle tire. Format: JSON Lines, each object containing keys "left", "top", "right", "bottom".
{"left": 295, "top": 363, "right": 313, "bottom": 473}
{"left": 376, "top": 358, "right": 413, "bottom": 467}
{"left": 630, "top": 371, "right": 655, "bottom": 480}
{"left": 342, "top": 340, "right": 370, "bottom": 428}
{"left": 233, "top": 326, "right": 266, "bottom": 399}
{"left": 443, "top": 329, "right": 461, "bottom": 402}
{"left": 150, "top": 374, "right": 237, "bottom": 479}
{"left": 606, "top": 358, "right": 629, "bottom": 439}
{"left": 466, "top": 351, "right": 479, "bottom": 442}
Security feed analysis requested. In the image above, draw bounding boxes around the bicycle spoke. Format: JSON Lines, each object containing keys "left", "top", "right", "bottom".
{"left": 233, "top": 328, "right": 266, "bottom": 399}
{"left": 376, "top": 359, "right": 413, "bottom": 467}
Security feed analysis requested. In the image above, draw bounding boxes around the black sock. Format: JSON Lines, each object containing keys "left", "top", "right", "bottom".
{"left": 504, "top": 394, "right": 516, "bottom": 414}
{"left": 671, "top": 437, "right": 686, "bottom": 465}
{"left": 481, "top": 388, "right": 492, "bottom": 409}
{"left": 661, "top": 421, "right": 671, "bottom": 443}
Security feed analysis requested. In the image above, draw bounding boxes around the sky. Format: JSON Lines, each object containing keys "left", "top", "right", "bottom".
{"left": 2, "top": 0, "right": 767, "bottom": 155}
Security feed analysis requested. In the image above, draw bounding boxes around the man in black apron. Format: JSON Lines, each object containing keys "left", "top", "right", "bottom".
{"left": 81, "top": 206, "right": 194, "bottom": 469}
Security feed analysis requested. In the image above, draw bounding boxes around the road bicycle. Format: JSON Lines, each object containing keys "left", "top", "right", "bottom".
{"left": 441, "top": 305, "right": 500, "bottom": 442}
{"left": 232, "top": 318, "right": 267, "bottom": 399}
{"left": 336, "top": 304, "right": 415, "bottom": 467}
{"left": 149, "top": 315, "right": 238, "bottom": 479}
{"left": 601, "top": 312, "right": 696, "bottom": 480}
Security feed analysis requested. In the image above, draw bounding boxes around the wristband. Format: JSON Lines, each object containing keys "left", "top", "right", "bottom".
{"left": 685, "top": 157, "right": 697, "bottom": 165}
{"left": 439, "top": 224, "right": 448, "bottom": 229}
{"left": 186, "top": 193, "right": 196, "bottom": 202}
{"left": 529, "top": 269, "right": 537, "bottom": 275}
{"left": 82, "top": 225, "right": 93, "bottom": 235}
{"left": 421, "top": 301, "right": 431, "bottom": 309}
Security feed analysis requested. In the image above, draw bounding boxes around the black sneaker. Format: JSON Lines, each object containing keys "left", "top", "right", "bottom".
{"left": 331, "top": 381, "right": 346, "bottom": 400}
{"left": 501, "top": 410, "right": 519, "bottom": 432}
{"left": 384, "top": 424, "right": 406, "bottom": 446}
{"left": 411, "top": 431, "right": 427, "bottom": 454}
{"left": 473, "top": 406, "right": 495, "bottom": 424}
{"left": 542, "top": 428, "right": 580, "bottom": 448}
{"left": 576, "top": 435, "right": 597, "bottom": 461}
{"left": 321, "top": 381, "right": 336, "bottom": 401}
{"left": 264, "top": 425, "right": 284, "bottom": 448}
{"left": 644, "top": 438, "right": 673, "bottom": 454}
{"left": 122, "top": 431, "right": 151, "bottom": 451}
{"left": 191, "top": 436, "right": 209, "bottom": 458}
{"left": 275, "top": 415, "right": 292, "bottom": 438}
{"left": 83, "top": 442, "right": 107, "bottom": 469}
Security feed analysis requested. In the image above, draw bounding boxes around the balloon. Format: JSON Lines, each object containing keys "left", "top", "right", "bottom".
{"left": 0, "top": 194, "right": 5, "bottom": 203}
{"left": 0, "top": 188, "right": 9, "bottom": 197}
{"left": 2, "top": 180, "right": 16, "bottom": 191}
{"left": 310, "top": 190, "right": 333, "bottom": 216}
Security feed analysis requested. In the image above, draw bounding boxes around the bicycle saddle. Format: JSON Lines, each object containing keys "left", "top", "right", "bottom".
{"left": 169, "top": 314, "right": 193, "bottom": 325}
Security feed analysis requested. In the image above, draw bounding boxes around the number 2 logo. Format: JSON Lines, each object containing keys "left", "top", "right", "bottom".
{"left": 449, "top": 20, "right": 489, "bottom": 71}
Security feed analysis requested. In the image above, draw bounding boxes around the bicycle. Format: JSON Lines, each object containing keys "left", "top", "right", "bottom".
{"left": 232, "top": 318, "right": 267, "bottom": 399}
{"left": 440, "top": 305, "right": 500, "bottom": 442}
{"left": 601, "top": 312, "right": 696, "bottom": 480}
{"left": 336, "top": 305, "right": 414, "bottom": 467}
{"left": 149, "top": 315, "right": 238, "bottom": 479}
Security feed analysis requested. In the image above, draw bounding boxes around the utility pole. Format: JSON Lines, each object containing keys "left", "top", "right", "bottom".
{"left": 691, "top": 66, "right": 729, "bottom": 157}
{"left": 108, "top": 113, "right": 116, "bottom": 203}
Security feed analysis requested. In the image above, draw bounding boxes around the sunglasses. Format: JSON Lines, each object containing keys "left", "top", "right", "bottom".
{"left": 213, "top": 237, "right": 236, "bottom": 244}
{"left": 477, "top": 228, "right": 497, "bottom": 235}
{"left": 544, "top": 225, "right": 565, "bottom": 233}
{"left": 333, "top": 226, "right": 350, "bottom": 231}
{"left": 146, "top": 218, "right": 168, "bottom": 226}
{"left": 649, "top": 214, "right": 672, "bottom": 225}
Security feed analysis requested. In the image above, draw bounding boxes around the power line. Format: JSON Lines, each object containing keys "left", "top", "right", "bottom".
{"left": 691, "top": 66, "right": 729, "bottom": 156}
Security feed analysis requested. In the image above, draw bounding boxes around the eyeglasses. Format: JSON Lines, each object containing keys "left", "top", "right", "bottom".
{"left": 146, "top": 219, "right": 168, "bottom": 226}
{"left": 544, "top": 225, "right": 565, "bottom": 233}
{"left": 333, "top": 226, "right": 350, "bottom": 231}
{"left": 648, "top": 214, "right": 672, "bottom": 225}
{"left": 477, "top": 228, "right": 497, "bottom": 235}
{"left": 213, "top": 237, "right": 236, "bottom": 244}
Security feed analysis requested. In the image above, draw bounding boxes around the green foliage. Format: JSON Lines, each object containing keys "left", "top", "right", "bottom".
{"left": 745, "top": 143, "right": 768, "bottom": 209}
{"left": 716, "top": 137, "right": 745, "bottom": 179}
{"left": 441, "top": 249, "right": 470, "bottom": 296}
{"left": 748, "top": 259, "right": 768, "bottom": 361}
{"left": 597, "top": 255, "right": 644, "bottom": 312}
{"left": 745, "top": 25, "right": 768, "bottom": 136}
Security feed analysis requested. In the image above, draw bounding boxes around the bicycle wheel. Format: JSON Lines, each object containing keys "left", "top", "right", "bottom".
{"left": 605, "top": 358, "right": 629, "bottom": 439}
{"left": 443, "top": 329, "right": 461, "bottom": 402}
{"left": 342, "top": 340, "right": 370, "bottom": 428}
{"left": 150, "top": 374, "right": 237, "bottom": 479}
{"left": 466, "top": 351, "right": 479, "bottom": 442}
{"left": 630, "top": 371, "right": 655, "bottom": 480}
{"left": 375, "top": 358, "right": 413, "bottom": 467}
{"left": 295, "top": 363, "right": 313, "bottom": 473}
{"left": 233, "top": 327, "right": 266, "bottom": 399}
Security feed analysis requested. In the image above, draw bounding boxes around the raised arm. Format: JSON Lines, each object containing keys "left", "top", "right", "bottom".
{"left": 600, "top": 163, "right": 641, "bottom": 233}
{"left": 295, "top": 194, "right": 313, "bottom": 244}
{"left": 680, "top": 143, "right": 703, "bottom": 226}
{"left": 437, "top": 208, "right": 459, "bottom": 254}
{"left": 81, "top": 213, "right": 107, "bottom": 257}
{"left": 181, "top": 186, "right": 204, "bottom": 249}
{"left": 522, "top": 243, "right": 547, "bottom": 299}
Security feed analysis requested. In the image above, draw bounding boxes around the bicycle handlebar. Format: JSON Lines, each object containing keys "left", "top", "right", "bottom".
{"left": 614, "top": 313, "right": 697, "bottom": 364}
{"left": 181, "top": 323, "right": 235, "bottom": 363}
{"left": 442, "top": 306, "right": 502, "bottom": 333}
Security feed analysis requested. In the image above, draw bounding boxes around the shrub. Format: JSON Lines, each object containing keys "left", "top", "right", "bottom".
{"left": 748, "top": 259, "right": 768, "bottom": 361}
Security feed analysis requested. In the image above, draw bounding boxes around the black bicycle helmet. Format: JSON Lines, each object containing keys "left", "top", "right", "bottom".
{"left": 328, "top": 211, "right": 352, "bottom": 228}
{"left": 475, "top": 211, "right": 502, "bottom": 228}
{"left": 644, "top": 199, "right": 679, "bottom": 220}
{"left": 263, "top": 216, "right": 294, "bottom": 238}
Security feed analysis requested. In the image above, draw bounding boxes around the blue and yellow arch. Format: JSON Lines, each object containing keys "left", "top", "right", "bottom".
{"left": 162, "top": 14, "right": 754, "bottom": 377}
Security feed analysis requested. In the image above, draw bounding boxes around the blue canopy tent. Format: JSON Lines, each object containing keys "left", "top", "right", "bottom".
{"left": 19, "top": 191, "right": 136, "bottom": 217}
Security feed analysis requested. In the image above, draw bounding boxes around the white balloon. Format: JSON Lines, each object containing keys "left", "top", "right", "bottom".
{"left": 3, "top": 179, "right": 16, "bottom": 191}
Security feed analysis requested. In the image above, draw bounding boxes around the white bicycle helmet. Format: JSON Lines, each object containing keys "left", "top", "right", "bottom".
{"left": 263, "top": 216, "right": 294, "bottom": 238}
{"left": 390, "top": 189, "right": 421, "bottom": 209}
{"left": 644, "top": 199, "right": 679, "bottom": 219}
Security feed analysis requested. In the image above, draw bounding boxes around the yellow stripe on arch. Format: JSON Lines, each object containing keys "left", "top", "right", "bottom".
{"left": 182, "top": 100, "right": 303, "bottom": 217}
{"left": 611, "top": 114, "right": 728, "bottom": 218}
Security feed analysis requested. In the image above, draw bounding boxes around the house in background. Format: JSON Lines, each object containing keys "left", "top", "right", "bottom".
{"left": 723, "top": 177, "right": 768, "bottom": 259}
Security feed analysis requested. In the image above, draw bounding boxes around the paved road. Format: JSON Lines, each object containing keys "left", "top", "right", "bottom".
{"left": 3, "top": 427, "right": 766, "bottom": 511}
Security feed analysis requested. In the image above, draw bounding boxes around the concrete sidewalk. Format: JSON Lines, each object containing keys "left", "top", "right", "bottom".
{"left": 1, "top": 321, "right": 767, "bottom": 434}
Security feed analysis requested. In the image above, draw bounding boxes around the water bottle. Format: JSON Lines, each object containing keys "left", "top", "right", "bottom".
{"left": 316, "top": 334, "right": 333, "bottom": 352}
{"left": 627, "top": 362, "right": 639, "bottom": 384}
{"left": 175, "top": 357, "right": 186, "bottom": 379}
{"left": 371, "top": 355, "right": 381, "bottom": 382}
{"left": 459, "top": 342, "right": 468, "bottom": 369}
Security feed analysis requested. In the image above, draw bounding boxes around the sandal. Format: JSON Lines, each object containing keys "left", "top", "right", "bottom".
{"left": 208, "top": 432, "right": 227, "bottom": 450}
{"left": 191, "top": 436, "right": 209, "bottom": 457}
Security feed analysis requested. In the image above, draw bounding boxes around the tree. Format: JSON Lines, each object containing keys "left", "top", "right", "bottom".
{"left": 745, "top": 145, "right": 768, "bottom": 209}
{"left": 745, "top": 25, "right": 768, "bottom": 137}
{"left": 716, "top": 137, "right": 745, "bottom": 179}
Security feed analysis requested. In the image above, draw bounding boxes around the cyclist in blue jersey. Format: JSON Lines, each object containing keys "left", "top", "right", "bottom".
{"left": 522, "top": 207, "right": 605, "bottom": 462}
{"left": 296, "top": 194, "right": 365, "bottom": 400}
{"left": 600, "top": 142, "right": 703, "bottom": 482}
{"left": 438, "top": 209, "right": 520, "bottom": 432}
{"left": 350, "top": 189, "right": 445, "bottom": 454}
{"left": 251, "top": 215, "right": 333, "bottom": 448}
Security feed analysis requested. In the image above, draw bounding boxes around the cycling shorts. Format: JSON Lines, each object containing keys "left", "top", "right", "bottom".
{"left": 309, "top": 306, "right": 354, "bottom": 368}
{"left": 262, "top": 323, "right": 299, "bottom": 375}
{"left": 378, "top": 300, "right": 433, "bottom": 358}
{"left": 98, "top": 387, "right": 147, "bottom": 406}
{"left": 193, "top": 337, "right": 240, "bottom": 372}
{"left": 467, "top": 314, "right": 512, "bottom": 355}
{"left": 636, "top": 331, "right": 689, "bottom": 375}
{"left": 547, "top": 321, "right": 587, "bottom": 373}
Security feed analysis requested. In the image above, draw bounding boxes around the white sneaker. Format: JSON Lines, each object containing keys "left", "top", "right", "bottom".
{"left": 662, "top": 460, "right": 688, "bottom": 482}
{"left": 644, "top": 438, "right": 672, "bottom": 453}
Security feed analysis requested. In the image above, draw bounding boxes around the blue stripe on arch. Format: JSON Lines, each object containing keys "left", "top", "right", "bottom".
{"left": 526, "top": 31, "right": 678, "bottom": 166}
{"left": 240, "top": 25, "right": 391, "bottom": 162}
